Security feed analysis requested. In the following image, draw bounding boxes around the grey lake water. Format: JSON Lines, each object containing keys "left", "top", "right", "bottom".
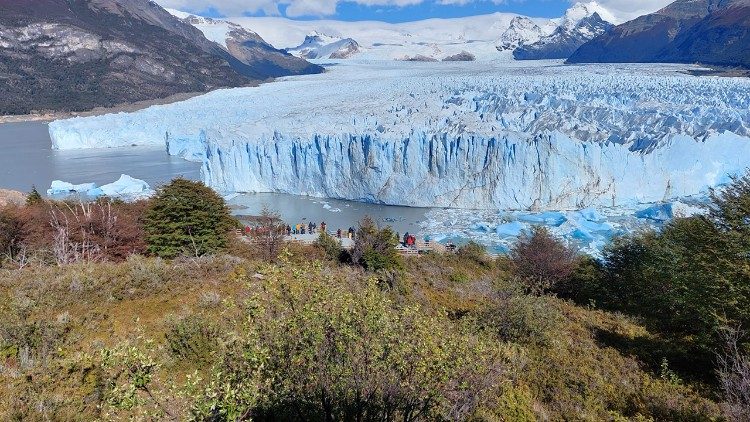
{"left": 0, "top": 121, "right": 432, "bottom": 235}
{"left": 0, "top": 121, "right": 201, "bottom": 192}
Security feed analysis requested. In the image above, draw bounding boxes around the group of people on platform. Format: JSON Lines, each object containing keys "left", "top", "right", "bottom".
{"left": 245, "top": 220, "right": 358, "bottom": 241}
{"left": 287, "top": 221, "right": 325, "bottom": 236}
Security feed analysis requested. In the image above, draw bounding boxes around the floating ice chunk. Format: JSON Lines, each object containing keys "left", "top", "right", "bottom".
{"left": 577, "top": 219, "right": 614, "bottom": 233}
{"left": 518, "top": 211, "right": 567, "bottom": 227}
{"left": 47, "top": 181, "right": 98, "bottom": 196}
{"left": 577, "top": 208, "right": 604, "bottom": 222}
{"left": 48, "top": 175, "right": 153, "bottom": 201}
{"left": 99, "top": 175, "right": 152, "bottom": 197}
{"left": 471, "top": 222, "right": 494, "bottom": 233}
{"left": 495, "top": 221, "right": 526, "bottom": 238}
{"left": 570, "top": 228, "right": 594, "bottom": 241}
{"left": 635, "top": 203, "right": 673, "bottom": 221}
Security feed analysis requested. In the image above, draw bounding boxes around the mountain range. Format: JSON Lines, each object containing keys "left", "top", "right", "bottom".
{"left": 568, "top": 0, "right": 750, "bottom": 67}
{"left": 0, "top": 0, "right": 320, "bottom": 115}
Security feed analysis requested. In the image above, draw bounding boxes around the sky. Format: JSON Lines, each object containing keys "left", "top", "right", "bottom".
{"left": 155, "top": 0, "right": 672, "bottom": 22}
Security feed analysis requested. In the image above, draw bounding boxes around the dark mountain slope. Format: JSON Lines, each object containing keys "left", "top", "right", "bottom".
{"left": 568, "top": 0, "right": 750, "bottom": 67}
{"left": 0, "top": 0, "right": 321, "bottom": 115}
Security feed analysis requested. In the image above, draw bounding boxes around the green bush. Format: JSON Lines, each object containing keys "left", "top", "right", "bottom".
{"left": 351, "top": 216, "right": 402, "bottom": 272}
{"left": 165, "top": 315, "right": 220, "bottom": 365}
{"left": 457, "top": 241, "right": 490, "bottom": 265}
{"left": 569, "top": 173, "right": 750, "bottom": 381}
{"left": 191, "top": 264, "right": 504, "bottom": 421}
{"left": 144, "top": 179, "right": 235, "bottom": 259}
{"left": 315, "top": 231, "right": 344, "bottom": 262}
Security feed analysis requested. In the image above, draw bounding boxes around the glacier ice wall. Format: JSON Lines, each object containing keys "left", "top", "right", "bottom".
{"left": 48, "top": 61, "right": 750, "bottom": 210}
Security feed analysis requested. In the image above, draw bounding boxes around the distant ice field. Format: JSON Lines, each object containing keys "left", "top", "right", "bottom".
{"left": 49, "top": 60, "right": 750, "bottom": 212}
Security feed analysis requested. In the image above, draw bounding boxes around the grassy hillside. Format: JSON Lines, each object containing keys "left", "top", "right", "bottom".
{"left": 0, "top": 245, "right": 721, "bottom": 420}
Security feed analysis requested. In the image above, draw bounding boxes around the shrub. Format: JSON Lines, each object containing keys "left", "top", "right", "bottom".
{"left": 0, "top": 206, "right": 24, "bottom": 265}
{"left": 192, "top": 264, "right": 504, "bottom": 421}
{"left": 25, "top": 187, "right": 42, "bottom": 206}
{"left": 510, "top": 227, "right": 577, "bottom": 295}
{"left": 315, "top": 230, "right": 344, "bottom": 262}
{"left": 717, "top": 327, "right": 750, "bottom": 420}
{"left": 165, "top": 315, "right": 220, "bottom": 365}
{"left": 457, "top": 241, "right": 490, "bottom": 265}
{"left": 144, "top": 179, "right": 235, "bottom": 259}
{"left": 350, "top": 216, "right": 402, "bottom": 272}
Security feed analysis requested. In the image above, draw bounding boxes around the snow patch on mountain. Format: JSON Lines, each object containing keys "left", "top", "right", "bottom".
{"left": 287, "top": 32, "right": 360, "bottom": 59}
{"left": 496, "top": 17, "right": 546, "bottom": 51}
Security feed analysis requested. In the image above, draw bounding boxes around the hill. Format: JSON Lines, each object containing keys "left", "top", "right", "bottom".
{"left": 0, "top": 0, "right": 321, "bottom": 115}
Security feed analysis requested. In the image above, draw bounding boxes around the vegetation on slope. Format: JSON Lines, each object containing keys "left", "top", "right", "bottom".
{"left": 0, "top": 177, "right": 749, "bottom": 420}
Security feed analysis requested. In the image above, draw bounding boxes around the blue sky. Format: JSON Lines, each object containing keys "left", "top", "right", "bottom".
{"left": 156, "top": 0, "right": 669, "bottom": 22}
{"left": 283, "top": 2, "right": 570, "bottom": 22}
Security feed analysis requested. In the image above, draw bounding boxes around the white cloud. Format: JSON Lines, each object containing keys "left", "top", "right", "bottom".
{"left": 580, "top": 0, "right": 673, "bottom": 22}
{"left": 157, "top": 0, "right": 282, "bottom": 15}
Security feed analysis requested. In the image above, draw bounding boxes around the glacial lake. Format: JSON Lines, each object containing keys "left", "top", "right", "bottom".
{"left": 0, "top": 121, "right": 201, "bottom": 192}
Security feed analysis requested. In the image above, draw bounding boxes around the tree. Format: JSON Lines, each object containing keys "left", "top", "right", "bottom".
{"left": 26, "top": 186, "right": 43, "bottom": 206}
{"left": 249, "top": 207, "right": 286, "bottom": 262}
{"left": 144, "top": 179, "right": 235, "bottom": 259}
{"left": 510, "top": 227, "right": 577, "bottom": 295}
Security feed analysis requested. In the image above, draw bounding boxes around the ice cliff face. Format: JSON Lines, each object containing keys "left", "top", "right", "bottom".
{"left": 49, "top": 61, "right": 750, "bottom": 210}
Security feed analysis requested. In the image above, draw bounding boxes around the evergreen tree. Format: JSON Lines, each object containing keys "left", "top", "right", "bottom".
{"left": 144, "top": 179, "right": 235, "bottom": 259}
{"left": 26, "top": 185, "right": 43, "bottom": 206}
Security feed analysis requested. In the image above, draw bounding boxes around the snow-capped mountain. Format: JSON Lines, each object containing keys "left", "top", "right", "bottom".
{"left": 287, "top": 32, "right": 361, "bottom": 59}
{"left": 166, "top": 1, "right": 617, "bottom": 62}
{"left": 169, "top": 10, "right": 321, "bottom": 77}
{"left": 496, "top": 17, "right": 546, "bottom": 51}
{"left": 513, "top": 2, "right": 616, "bottom": 60}
{"left": 226, "top": 14, "right": 525, "bottom": 61}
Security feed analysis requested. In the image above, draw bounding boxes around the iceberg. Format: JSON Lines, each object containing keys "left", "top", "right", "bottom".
{"left": 635, "top": 203, "right": 674, "bottom": 222}
{"left": 47, "top": 175, "right": 153, "bottom": 200}
{"left": 518, "top": 211, "right": 567, "bottom": 227}
{"left": 495, "top": 221, "right": 527, "bottom": 237}
{"left": 48, "top": 60, "right": 750, "bottom": 210}
{"left": 48, "top": 181, "right": 98, "bottom": 196}
{"left": 98, "top": 175, "right": 153, "bottom": 198}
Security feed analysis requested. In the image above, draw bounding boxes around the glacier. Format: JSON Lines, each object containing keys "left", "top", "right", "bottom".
{"left": 48, "top": 60, "right": 750, "bottom": 211}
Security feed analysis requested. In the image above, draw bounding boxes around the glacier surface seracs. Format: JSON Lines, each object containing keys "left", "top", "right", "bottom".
{"left": 49, "top": 60, "right": 750, "bottom": 210}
